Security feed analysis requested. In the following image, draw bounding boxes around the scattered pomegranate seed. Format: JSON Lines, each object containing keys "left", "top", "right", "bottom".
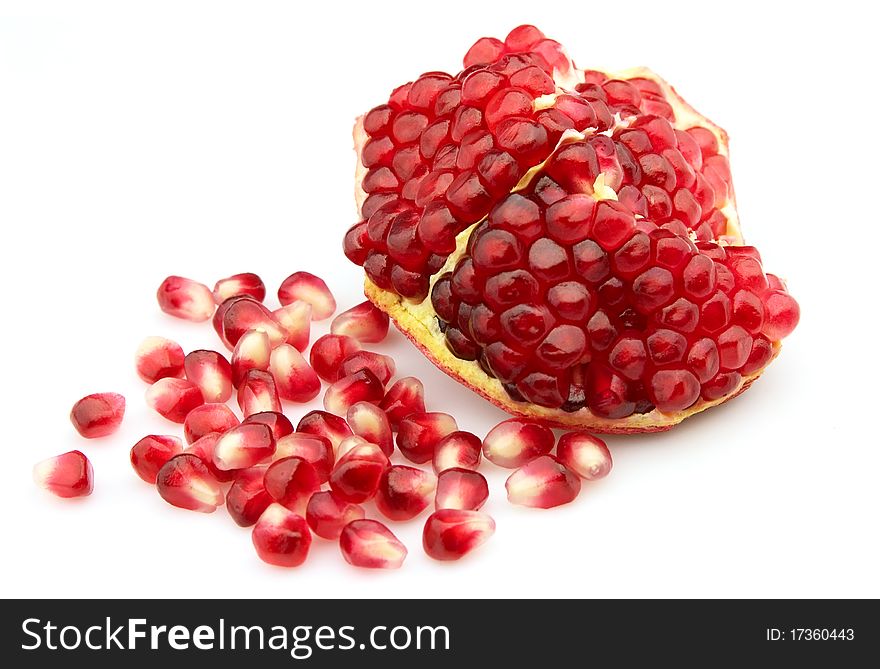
{"left": 346, "top": 401, "right": 394, "bottom": 457}
{"left": 296, "top": 410, "right": 353, "bottom": 453}
{"left": 183, "top": 403, "right": 239, "bottom": 444}
{"left": 309, "top": 334, "right": 361, "bottom": 382}
{"left": 69, "top": 392, "right": 126, "bottom": 438}
{"left": 338, "top": 350, "right": 396, "bottom": 384}
{"left": 212, "top": 423, "right": 276, "bottom": 471}
{"left": 270, "top": 344, "right": 321, "bottom": 403}
{"left": 226, "top": 466, "right": 272, "bottom": 527}
{"left": 264, "top": 457, "right": 321, "bottom": 514}
{"left": 242, "top": 411, "right": 294, "bottom": 441}
{"left": 379, "top": 376, "right": 426, "bottom": 428}
{"left": 183, "top": 350, "right": 233, "bottom": 403}
{"left": 33, "top": 450, "right": 94, "bottom": 499}
{"left": 275, "top": 433, "right": 335, "bottom": 483}
{"left": 231, "top": 330, "right": 271, "bottom": 387}
{"left": 145, "top": 378, "right": 204, "bottom": 423}
{"left": 339, "top": 519, "right": 407, "bottom": 569}
{"left": 397, "top": 412, "right": 458, "bottom": 464}
{"left": 330, "top": 301, "right": 390, "bottom": 343}
{"left": 213, "top": 272, "right": 266, "bottom": 304}
{"left": 184, "top": 432, "right": 235, "bottom": 482}
{"left": 135, "top": 336, "right": 184, "bottom": 383}
{"left": 306, "top": 491, "right": 365, "bottom": 540}
{"left": 156, "top": 275, "right": 215, "bottom": 322}
{"left": 324, "top": 369, "right": 385, "bottom": 416}
{"left": 482, "top": 418, "right": 554, "bottom": 468}
{"left": 220, "top": 297, "right": 288, "bottom": 349}
{"left": 556, "top": 431, "right": 613, "bottom": 480}
{"left": 237, "top": 369, "right": 281, "bottom": 416}
{"left": 329, "top": 443, "right": 390, "bottom": 503}
{"left": 277, "top": 271, "right": 336, "bottom": 320}
{"left": 130, "top": 435, "right": 183, "bottom": 484}
{"left": 376, "top": 465, "right": 437, "bottom": 521}
{"left": 156, "top": 453, "right": 224, "bottom": 513}
{"left": 423, "top": 509, "right": 495, "bottom": 561}
{"left": 252, "top": 503, "right": 312, "bottom": 567}
{"left": 505, "top": 455, "right": 581, "bottom": 508}
{"left": 433, "top": 431, "right": 482, "bottom": 473}
{"left": 435, "top": 468, "right": 489, "bottom": 511}
{"left": 273, "top": 301, "right": 312, "bottom": 351}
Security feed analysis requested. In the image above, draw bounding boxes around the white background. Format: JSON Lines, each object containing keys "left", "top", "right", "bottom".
{"left": 1, "top": 0, "right": 878, "bottom": 599}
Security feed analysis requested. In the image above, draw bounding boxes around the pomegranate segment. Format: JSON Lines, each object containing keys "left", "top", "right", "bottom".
{"left": 296, "top": 410, "right": 353, "bottom": 453}
{"left": 226, "top": 466, "right": 272, "bottom": 527}
{"left": 135, "top": 336, "right": 185, "bottom": 383}
{"left": 156, "top": 275, "right": 215, "bottom": 322}
{"left": 242, "top": 411, "right": 294, "bottom": 441}
{"left": 269, "top": 344, "right": 321, "bottom": 403}
{"left": 339, "top": 519, "right": 407, "bottom": 569}
{"left": 69, "top": 392, "right": 126, "bottom": 438}
{"left": 156, "top": 453, "right": 224, "bottom": 513}
{"left": 183, "top": 403, "right": 239, "bottom": 445}
{"left": 346, "top": 401, "right": 394, "bottom": 457}
{"left": 330, "top": 301, "right": 390, "bottom": 343}
{"left": 324, "top": 369, "right": 385, "bottom": 416}
{"left": 423, "top": 509, "right": 495, "bottom": 561}
{"left": 212, "top": 423, "right": 276, "bottom": 471}
{"left": 482, "top": 418, "right": 554, "bottom": 468}
{"left": 556, "top": 431, "right": 613, "bottom": 480}
{"left": 505, "top": 455, "right": 581, "bottom": 508}
{"left": 251, "top": 504, "right": 312, "bottom": 567}
{"left": 328, "top": 443, "right": 390, "bottom": 503}
{"left": 264, "top": 457, "right": 321, "bottom": 514}
{"left": 237, "top": 369, "right": 282, "bottom": 416}
{"left": 145, "top": 378, "right": 204, "bottom": 423}
{"left": 435, "top": 468, "right": 489, "bottom": 511}
{"left": 309, "top": 334, "right": 361, "bottom": 382}
{"left": 433, "top": 430, "right": 483, "bottom": 473}
{"left": 379, "top": 376, "right": 426, "bottom": 428}
{"left": 375, "top": 465, "right": 437, "bottom": 521}
{"left": 306, "top": 491, "right": 365, "bottom": 540}
{"left": 130, "top": 435, "right": 184, "bottom": 484}
{"left": 397, "top": 412, "right": 458, "bottom": 464}
{"left": 273, "top": 301, "right": 312, "bottom": 352}
{"left": 338, "top": 350, "right": 396, "bottom": 384}
{"left": 213, "top": 272, "right": 266, "bottom": 304}
{"left": 277, "top": 271, "right": 336, "bottom": 320}
{"left": 231, "top": 330, "right": 271, "bottom": 387}
{"left": 33, "top": 450, "right": 94, "bottom": 499}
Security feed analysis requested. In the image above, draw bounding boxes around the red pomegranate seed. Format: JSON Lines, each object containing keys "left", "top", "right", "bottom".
{"left": 380, "top": 377, "right": 426, "bottom": 428}
{"left": 213, "top": 272, "right": 266, "bottom": 304}
{"left": 212, "top": 423, "right": 276, "bottom": 471}
{"left": 397, "top": 412, "right": 458, "bottom": 464}
{"left": 242, "top": 411, "right": 294, "bottom": 441}
{"left": 33, "top": 450, "right": 93, "bottom": 498}
{"left": 329, "top": 443, "right": 390, "bottom": 503}
{"left": 145, "top": 378, "right": 203, "bottom": 423}
{"left": 330, "top": 301, "right": 390, "bottom": 343}
{"left": 762, "top": 291, "right": 800, "bottom": 341}
{"left": 433, "top": 431, "right": 482, "bottom": 473}
{"left": 376, "top": 465, "right": 436, "bottom": 521}
{"left": 482, "top": 418, "right": 554, "bottom": 468}
{"left": 338, "top": 350, "right": 396, "bottom": 384}
{"left": 221, "top": 297, "right": 288, "bottom": 349}
{"left": 69, "top": 392, "right": 125, "bottom": 438}
{"left": 231, "top": 330, "right": 271, "bottom": 387}
{"left": 183, "top": 403, "right": 239, "bottom": 445}
{"left": 275, "top": 433, "right": 334, "bottom": 483}
{"left": 324, "top": 369, "right": 385, "bottom": 416}
{"left": 237, "top": 369, "right": 281, "bottom": 416}
{"left": 264, "top": 456, "right": 321, "bottom": 514}
{"left": 296, "top": 410, "right": 353, "bottom": 453}
{"left": 306, "top": 491, "right": 365, "bottom": 540}
{"left": 556, "top": 432, "right": 613, "bottom": 480}
{"left": 339, "top": 519, "right": 407, "bottom": 569}
{"left": 505, "top": 455, "right": 581, "bottom": 508}
{"left": 273, "top": 301, "right": 312, "bottom": 351}
{"left": 130, "top": 435, "right": 183, "bottom": 484}
{"left": 226, "top": 466, "right": 271, "bottom": 527}
{"left": 156, "top": 453, "right": 224, "bottom": 513}
{"left": 346, "top": 401, "right": 394, "bottom": 457}
{"left": 435, "top": 468, "right": 489, "bottom": 511}
{"left": 422, "top": 509, "right": 495, "bottom": 561}
{"left": 135, "top": 336, "right": 184, "bottom": 383}
{"left": 277, "top": 271, "right": 336, "bottom": 320}
{"left": 270, "top": 344, "right": 321, "bottom": 403}
{"left": 309, "top": 334, "right": 361, "bottom": 382}
{"left": 183, "top": 349, "right": 233, "bottom": 403}
{"left": 252, "top": 503, "right": 311, "bottom": 567}
{"left": 156, "top": 275, "right": 215, "bottom": 322}
{"left": 184, "top": 432, "right": 235, "bottom": 483}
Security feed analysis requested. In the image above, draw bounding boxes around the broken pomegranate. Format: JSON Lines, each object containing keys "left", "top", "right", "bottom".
{"left": 135, "top": 336, "right": 185, "bottom": 383}
{"left": 156, "top": 453, "right": 224, "bottom": 513}
{"left": 252, "top": 503, "right": 312, "bottom": 567}
{"left": 69, "top": 392, "right": 126, "bottom": 438}
{"left": 306, "top": 492, "right": 366, "bottom": 540}
{"left": 33, "top": 450, "right": 94, "bottom": 499}
{"left": 422, "top": 509, "right": 495, "bottom": 561}
{"left": 339, "top": 519, "right": 407, "bottom": 569}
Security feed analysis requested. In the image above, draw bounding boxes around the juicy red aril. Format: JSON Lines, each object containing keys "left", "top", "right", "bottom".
{"left": 213, "top": 272, "right": 266, "bottom": 304}
{"left": 220, "top": 297, "right": 288, "bottom": 349}
{"left": 183, "top": 403, "right": 239, "bottom": 444}
{"left": 324, "top": 369, "right": 385, "bottom": 416}
{"left": 338, "top": 350, "right": 396, "bottom": 384}
{"left": 275, "top": 433, "right": 334, "bottom": 483}
{"left": 375, "top": 465, "right": 436, "bottom": 521}
{"left": 277, "top": 271, "right": 336, "bottom": 320}
{"left": 130, "top": 435, "right": 183, "bottom": 484}
{"left": 212, "top": 423, "right": 276, "bottom": 471}
{"left": 306, "top": 491, "right": 365, "bottom": 540}
{"left": 156, "top": 453, "right": 224, "bottom": 513}
{"left": 433, "top": 431, "right": 482, "bottom": 473}
{"left": 264, "top": 457, "right": 321, "bottom": 514}
{"left": 273, "top": 301, "right": 312, "bottom": 352}
{"left": 231, "top": 330, "right": 271, "bottom": 387}
{"left": 556, "top": 431, "right": 612, "bottom": 480}
{"left": 379, "top": 376, "right": 426, "bottom": 428}
{"left": 296, "top": 410, "right": 353, "bottom": 453}
{"left": 252, "top": 504, "right": 311, "bottom": 567}
{"left": 397, "top": 412, "right": 458, "bottom": 464}
{"left": 346, "top": 401, "right": 394, "bottom": 457}
{"left": 145, "top": 378, "right": 203, "bottom": 423}
{"left": 135, "top": 336, "right": 184, "bottom": 384}
{"left": 505, "top": 455, "right": 581, "bottom": 508}
{"left": 482, "top": 418, "right": 554, "bottom": 468}
{"left": 763, "top": 291, "right": 800, "bottom": 340}
{"left": 423, "top": 509, "right": 495, "bottom": 561}
{"left": 237, "top": 369, "right": 281, "bottom": 416}
{"left": 226, "top": 466, "right": 272, "bottom": 527}
{"left": 156, "top": 276, "right": 215, "bottom": 322}
{"left": 435, "top": 468, "right": 489, "bottom": 511}
{"left": 309, "top": 334, "right": 361, "bottom": 382}
{"left": 183, "top": 350, "right": 233, "bottom": 403}
{"left": 69, "top": 392, "right": 125, "bottom": 438}
{"left": 269, "top": 344, "right": 321, "bottom": 403}
{"left": 184, "top": 432, "right": 235, "bottom": 482}
{"left": 335, "top": 435, "right": 371, "bottom": 460}
{"left": 339, "top": 519, "right": 407, "bottom": 569}
{"left": 329, "top": 443, "right": 390, "bottom": 503}
{"left": 33, "top": 450, "right": 94, "bottom": 499}
{"left": 242, "top": 411, "right": 294, "bottom": 441}
{"left": 330, "top": 301, "right": 390, "bottom": 343}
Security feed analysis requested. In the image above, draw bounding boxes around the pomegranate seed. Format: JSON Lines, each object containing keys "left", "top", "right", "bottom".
{"left": 226, "top": 466, "right": 271, "bottom": 527}
{"left": 376, "top": 465, "right": 436, "bottom": 521}
{"left": 433, "top": 431, "right": 482, "bottom": 473}
{"left": 346, "top": 401, "right": 393, "bottom": 457}
{"left": 135, "top": 336, "right": 184, "bottom": 383}
{"left": 183, "top": 403, "right": 239, "bottom": 444}
{"left": 264, "top": 456, "right": 321, "bottom": 514}
{"left": 505, "top": 455, "right": 581, "bottom": 508}
{"left": 237, "top": 369, "right": 281, "bottom": 416}
{"left": 145, "top": 378, "right": 203, "bottom": 423}
{"left": 231, "top": 330, "right": 271, "bottom": 387}
{"left": 69, "top": 392, "right": 125, "bottom": 438}
{"left": 762, "top": 291, "right": 800, "bottom": 341}
{"left": 324, "top": 369, "right": 384, "bottom": 416}
{"left": 156, "top": 275, "right": 215, "bottom": 322}
{"left": 330, "top": 301, "right": 390, "bottom": 343}
{"left": 422, "top": 509, "right": 495, "bottom": 561}
{"left": 296, "top": 410, "right": 353, "bottom": 453}
{"left": 252, "top": 503, "right": 311, "bottom": 567}
{"left": 184, "top": 432, "right": 235, "bottom": 482}
{"left": 556, "top": 432, "right": 613, "bottom": 480}
{"left": 336, "top": 435, "right": 373, "bottom": 460}
{"left": 273, "top": 301, "right": 312, "bottom": 351}
{"left": 33, "top": 450, "right": 93, "bottom": 498}
{"left": 482, "top": 418, "right": 554, "bottom": 468}
{"left": 306, "top": 491, "right": 365, "bottom": 540}
{"left": 270, "top": 344, "right": 321, "bottom": 403}
{"left": 435, "top": 468, "right": 489, "bottom": 510}
{"left": 379, "top": 376, "right": 426, "bottom": 428}
{"left": 309, "top": 334, "right": 361, "bottom": 382}
{"left": 130, "top": 435, "right": 183, "bottom": 484}
{"left": 277, "top": 271, "right": 336, "bottom": 320}
{"left": 338, "top": 350, "right": 396, "bottom": 384}
{"left": 221, "top": 297, "right": 288, "bottom": 349}
{"left": 329, "top": 443, "right": 390, "bottom": 503}
{"left": 156, "top": 453, "right": 224, "bottom": 513}
{"left": 275, "top": 432, "right": 334, "bottom": 483}
{"left": 397, "top": 412, "right": 458, "bottom": 464}
{"left": 213, "top": 272, "right": 265, "bottom": 304}
{"left": 242, "top": 411, "right": 294, "bottom": 441}
{"left": 339, "top": 519, "right": 407, "bottom": 569}
{"left": 212, "top": 423, "right": 276, "bottom": 471}
{"left": 183, "top": 350, "right": 233, "bottom": 403}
